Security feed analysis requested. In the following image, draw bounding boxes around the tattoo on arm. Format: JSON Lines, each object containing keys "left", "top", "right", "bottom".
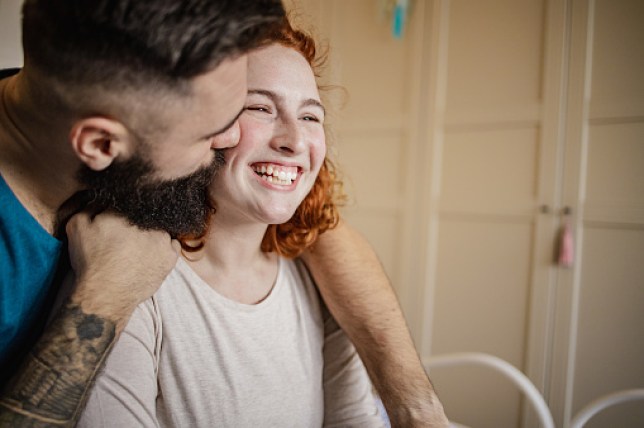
{"left": 0, "top": 302, "right": 116, "bottom": 427}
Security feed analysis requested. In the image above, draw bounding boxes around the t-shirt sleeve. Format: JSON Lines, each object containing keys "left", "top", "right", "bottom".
{"left": 76, "top": 298, "right": 161, "bottom": 428}
{"left": 321, "top": 305, "right": 385, "bottom": 428}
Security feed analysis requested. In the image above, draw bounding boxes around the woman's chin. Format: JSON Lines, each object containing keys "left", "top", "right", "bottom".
{"left": 261, "top": 209, "right": 299, "bottom": 226}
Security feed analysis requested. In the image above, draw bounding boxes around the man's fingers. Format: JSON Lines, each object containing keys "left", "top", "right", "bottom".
{"left": 171, "top": 239, "right": 182, "bottom": 255}
{"left": 66, "top": 211, "right": 91, "bottom": 234}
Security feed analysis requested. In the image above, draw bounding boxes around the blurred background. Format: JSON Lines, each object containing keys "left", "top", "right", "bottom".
{"left": 2, "top": 0, "right": 642, "bottom": 426}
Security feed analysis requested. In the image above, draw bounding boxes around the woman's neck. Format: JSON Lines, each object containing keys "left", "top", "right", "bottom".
{"left": 185, "top": 213, "right": 279, "bottom": 305}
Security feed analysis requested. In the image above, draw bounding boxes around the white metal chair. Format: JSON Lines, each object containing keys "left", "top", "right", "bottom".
{"left": 569, "top": 388, "right": 644, "bottom": 428}
{"left": 423, "top": 352, "right": 555, "bottom": 428}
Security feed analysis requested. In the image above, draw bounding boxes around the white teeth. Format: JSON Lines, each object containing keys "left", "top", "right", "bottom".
{"left": 253, "top": 164, "right": 298, "bottom": 186}
{"left": 260, "top": 173, "right": 293, "bottom": 186}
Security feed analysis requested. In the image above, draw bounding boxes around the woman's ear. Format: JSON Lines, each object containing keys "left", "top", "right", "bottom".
{"left": 69, "top": 116, "right": 134, "bottom": 171}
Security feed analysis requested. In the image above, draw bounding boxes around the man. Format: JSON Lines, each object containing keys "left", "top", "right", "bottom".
{"left": 0, "top": 1, "right": 447, "bottom": 426}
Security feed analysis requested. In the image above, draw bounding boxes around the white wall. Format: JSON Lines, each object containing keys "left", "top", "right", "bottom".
{"left": 0, "top": 0, "right": 23, "bottom": 68}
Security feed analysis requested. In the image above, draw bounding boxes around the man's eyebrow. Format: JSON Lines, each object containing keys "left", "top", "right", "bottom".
{"left": 204, "top": 107, "right": 245, "bottom": 139}
{"left": 248, "top": 89, "right": 325, "bottom": 115}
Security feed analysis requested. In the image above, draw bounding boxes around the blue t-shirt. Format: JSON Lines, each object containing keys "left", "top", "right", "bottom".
{"left": 0, "top": 145, "right": 63, "bottom": 368}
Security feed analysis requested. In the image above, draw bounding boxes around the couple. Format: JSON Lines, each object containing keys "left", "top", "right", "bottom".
{"left": 74, "top": 20, "right": 384, "bottom": 427}
{"left": 0, "top": 0, "right": 447, "bottom": 426}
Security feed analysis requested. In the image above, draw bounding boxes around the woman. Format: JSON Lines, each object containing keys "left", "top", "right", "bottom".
{"left": 76, "top": 20, "right": 384, "bottom": 428}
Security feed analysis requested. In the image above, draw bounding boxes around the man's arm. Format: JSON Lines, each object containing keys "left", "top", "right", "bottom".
{"left": 0, "top": 302, "right": 117, "bottom": 426}
{"left": 0, "top": 212, "right": 178, "bottom": 427}
{"left": 301, "top": 219, "right": 449, "bottom": 428}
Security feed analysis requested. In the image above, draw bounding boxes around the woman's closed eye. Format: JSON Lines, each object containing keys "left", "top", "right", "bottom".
{"left": 245, "top": 105, "right": 272, "bottom": 114}
{"left": 301, "top": 114, "right": 322, "bottom": 123}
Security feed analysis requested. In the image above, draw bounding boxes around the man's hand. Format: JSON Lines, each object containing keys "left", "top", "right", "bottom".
{"left": 0, "top": 212, "right": 179, "bottom": 427}
{"left": 302, "top": 220, "right": 449, "bottom": 427}
{"left": 67, "top": 211, "right": 180, "bottom": 330}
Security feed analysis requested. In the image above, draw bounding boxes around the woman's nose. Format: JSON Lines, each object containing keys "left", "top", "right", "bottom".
{"left": 211, "top": 121, "right": 241, "bottom": 149}
{"left": 271, "top": 119, "right": 305, "bottom": 154}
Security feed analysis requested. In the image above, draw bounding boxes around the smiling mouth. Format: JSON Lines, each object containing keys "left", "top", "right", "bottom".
{"left": 252, "top": 163, "right": 299, "bottom": 186}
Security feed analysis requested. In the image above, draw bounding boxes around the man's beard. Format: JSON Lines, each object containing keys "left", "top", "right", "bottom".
{"left": 70, "top": 150, "right": 225, "bottom": 238}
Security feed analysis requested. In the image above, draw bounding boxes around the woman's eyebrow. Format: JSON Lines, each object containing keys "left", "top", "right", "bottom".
{"left": 247, "top": 89, "right": 325, "bottom": 114}
{"left": 302, "top": 98, "right": 325, "bottom": 115}
{"left": 247, "top": 89, "right": 274, "bottom": 98}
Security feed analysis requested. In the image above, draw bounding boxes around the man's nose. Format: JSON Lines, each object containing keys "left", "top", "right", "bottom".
{"left": 211, "top": 121, "right": 240, "bottom": 149}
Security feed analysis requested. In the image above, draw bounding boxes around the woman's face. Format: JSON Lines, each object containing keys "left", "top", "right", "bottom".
{"left": 211, "top": 43, "right": 326, "bottom": 226}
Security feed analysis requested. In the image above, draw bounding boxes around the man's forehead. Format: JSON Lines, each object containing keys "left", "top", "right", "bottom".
{"left": 188, "top": 55, "right": 247, "bottom": 122}
{"left": 195, "top": 54, "right": 248, "bottom": 87}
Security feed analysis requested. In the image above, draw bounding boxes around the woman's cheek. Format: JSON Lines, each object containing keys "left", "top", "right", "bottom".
{"left": 312, "top": 133, "right": 326, "bottom": 170}
{"left": 237, "top": 121, "right": 268, "bottom": 152}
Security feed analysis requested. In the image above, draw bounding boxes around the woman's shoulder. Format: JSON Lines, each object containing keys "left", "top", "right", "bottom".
{"left": 278, "top": 256, "right": 331, "bottom": 319}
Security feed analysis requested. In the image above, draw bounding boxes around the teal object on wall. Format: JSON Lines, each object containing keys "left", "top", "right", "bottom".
{"left": 392, "top": 0, "right": 408, "bottom": 38}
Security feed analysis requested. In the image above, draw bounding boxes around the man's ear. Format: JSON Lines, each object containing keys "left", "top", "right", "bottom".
{"left": 69, "top": 116, "right": 134, "bottom": 171}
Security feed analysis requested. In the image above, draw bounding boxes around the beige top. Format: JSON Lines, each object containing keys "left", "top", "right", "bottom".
{"left": 77, "top": 257, "right": 384, "bottom": 428}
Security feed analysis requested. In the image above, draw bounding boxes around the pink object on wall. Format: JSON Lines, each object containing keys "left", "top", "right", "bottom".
{"left": 558, "top": 219, "right": 574, "bottom": 268}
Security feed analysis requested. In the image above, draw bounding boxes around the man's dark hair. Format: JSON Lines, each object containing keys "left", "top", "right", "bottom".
{"left": 21, "top": 0, "right": 284, "bottom": 92}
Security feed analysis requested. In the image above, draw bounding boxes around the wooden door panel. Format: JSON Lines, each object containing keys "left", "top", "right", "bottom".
{"left": 432, "top": 220, "right": 533, "bottom": 427}
{"left": 441, "top": 128, "right": 539, "bottom": 214}
{"left": 572, "top": 228, "right": 644, "bottom": 427}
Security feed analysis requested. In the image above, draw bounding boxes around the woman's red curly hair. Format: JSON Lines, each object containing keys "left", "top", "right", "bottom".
{"left": 180, "top": 18, "right": 342, "bottom": 258}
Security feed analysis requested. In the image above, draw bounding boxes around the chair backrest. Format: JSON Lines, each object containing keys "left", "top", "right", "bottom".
{"left": 423, "top": 352, "right": 555, "bottom": 428}
{"left": 569, "top": 388, "right": 644, "bottom": 428}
